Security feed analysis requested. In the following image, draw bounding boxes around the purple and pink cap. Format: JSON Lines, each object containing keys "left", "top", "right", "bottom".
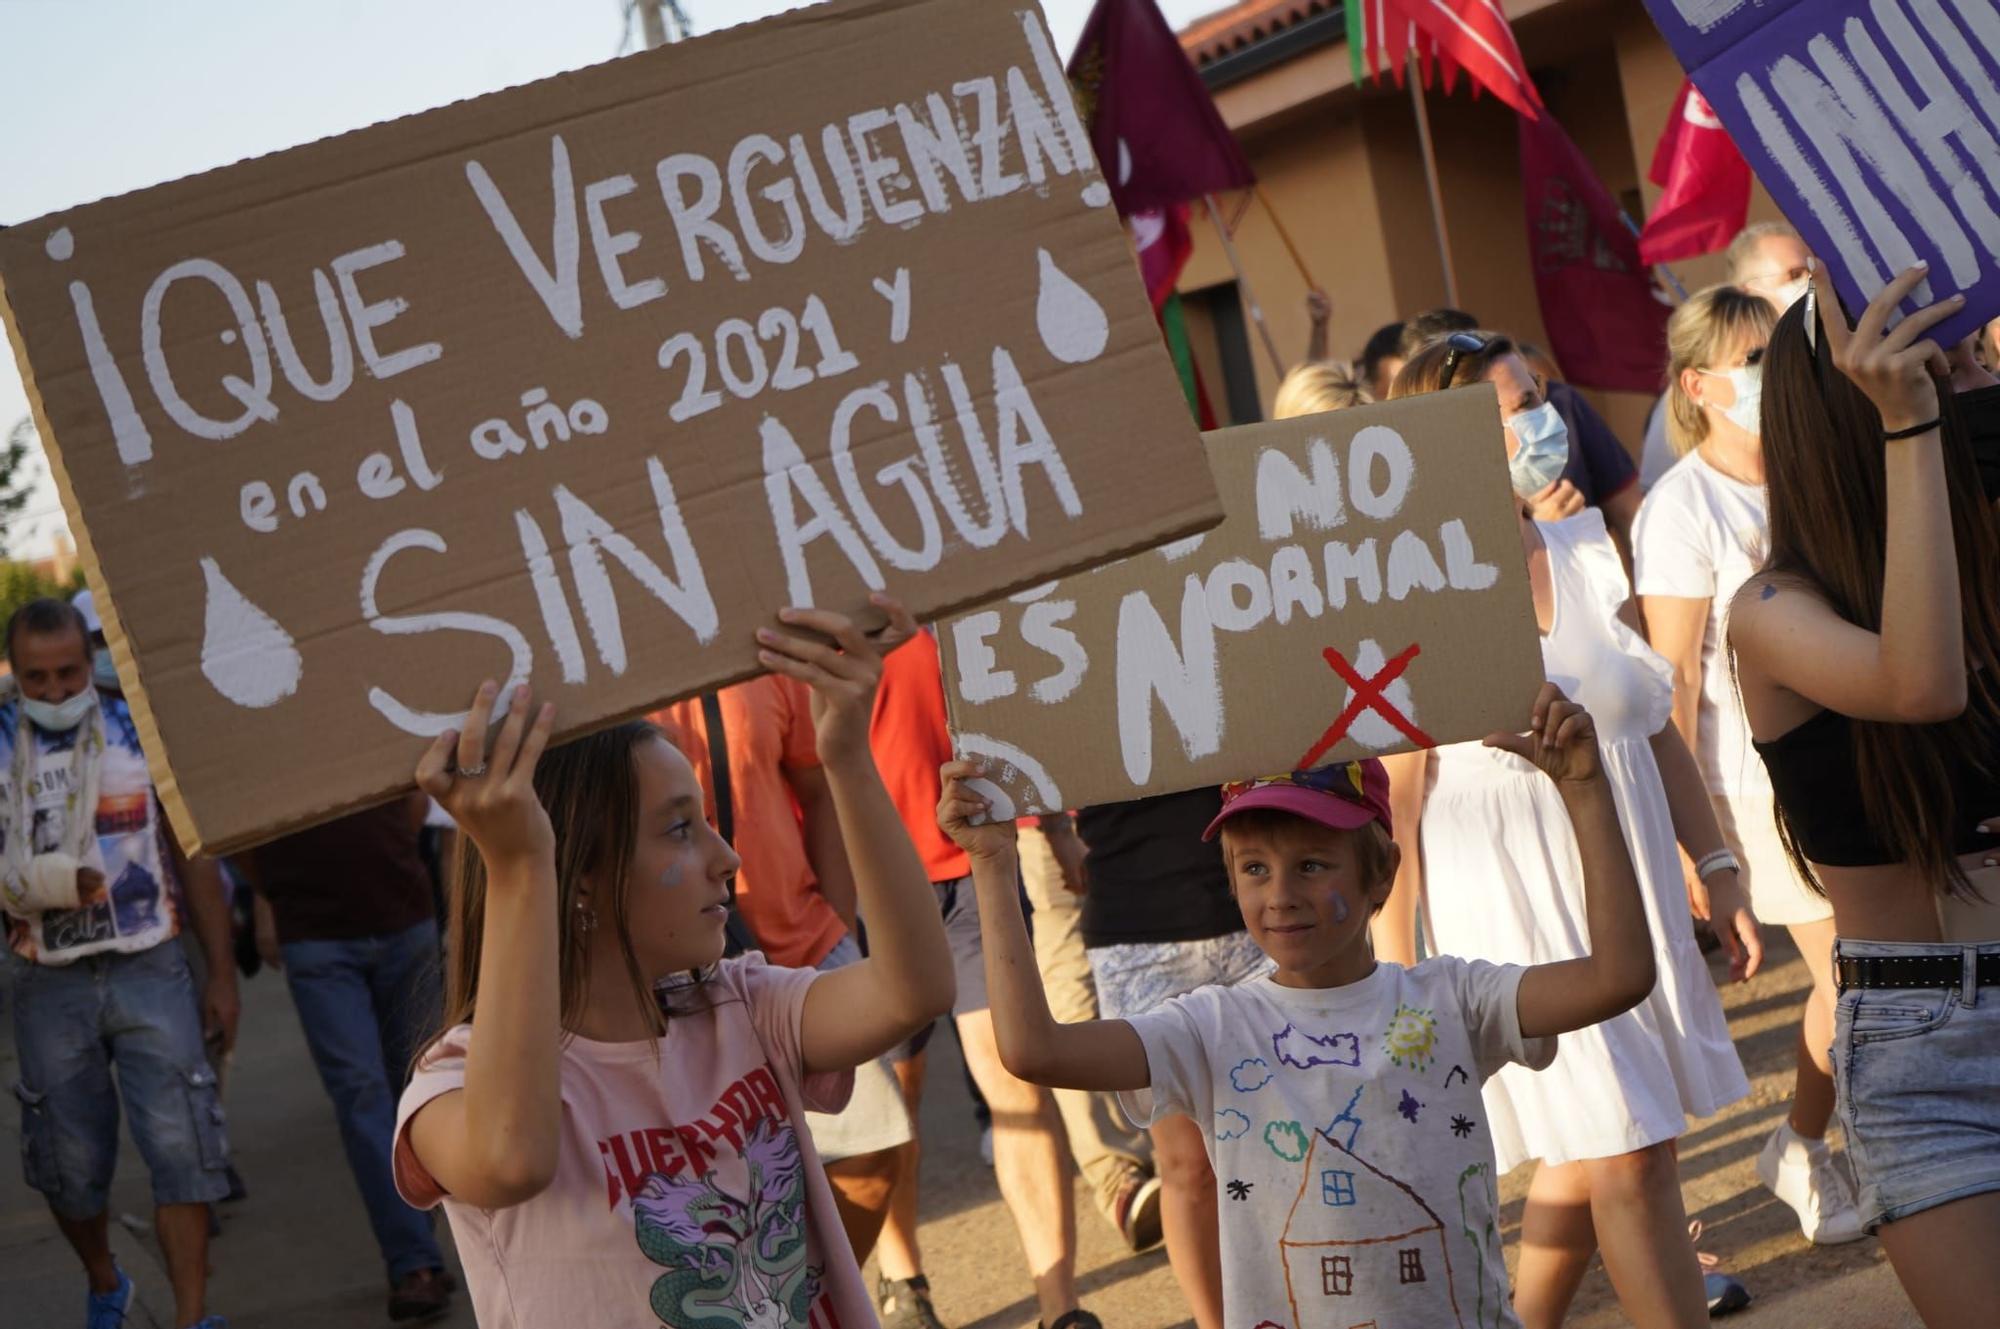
{"left": 1202, "top": 759, "right": 1393, "bottom": 841}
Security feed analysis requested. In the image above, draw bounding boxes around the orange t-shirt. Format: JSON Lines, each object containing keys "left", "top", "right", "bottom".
{"left": 653, "top": 677, "right": 846, "bottom": 969}
{"left": 869, "top": 631, "right": 972, "bottom": 883}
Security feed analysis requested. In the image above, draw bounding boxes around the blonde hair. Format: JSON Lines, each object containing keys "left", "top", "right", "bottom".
{"left": 1724, "top": 220, "right": 1800, "bottom": 286}
{"left": 1274, "top": 360, "right": 1372, "bottom": 419}
{"left": 1665, "top": 284, "right": 1777, "bottom": 456}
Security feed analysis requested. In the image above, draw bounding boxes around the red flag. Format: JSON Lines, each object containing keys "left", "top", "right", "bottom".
{"left": 1350, "top": 0, "right": 1543, "bottom": 121}
{"left": 1131, "top": 203, "right": 1193, "bottom": 310}
{"left": 1636, "top": 80, "right": 1751, "bottom": 264}
{"left": 1068, "top": 0, "right": 1254, "bottom": 217}
{"left": 1518, "top": 110, "right": 1670, "bottom": 394}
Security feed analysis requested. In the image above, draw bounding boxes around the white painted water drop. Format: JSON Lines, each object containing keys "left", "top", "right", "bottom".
{"left": 45, "top": 228, "right": 74, "bottom": 262}
{"left": 1035, "top": 249, "right": 1109, "bottom": 365}
{"left": 953, "top": 731, "right": 1064, "bottom": 822}
{"left": 199, "top": 556, "right": 302, "bottom": 709}
{"left": 1117, "top": 138, "right": 1133, "bottom": 187}
{"left": 1081, "top": 181, "right": 1111, "bottom": 209}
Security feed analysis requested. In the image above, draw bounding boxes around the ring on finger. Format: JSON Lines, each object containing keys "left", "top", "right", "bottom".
{"left": 459, "top": 762, "right": 489, "bottom": 779}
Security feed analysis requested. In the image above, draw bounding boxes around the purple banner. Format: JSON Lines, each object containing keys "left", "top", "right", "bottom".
{"left": 1642, "top": 0, "right": 2000, "bottom": 346}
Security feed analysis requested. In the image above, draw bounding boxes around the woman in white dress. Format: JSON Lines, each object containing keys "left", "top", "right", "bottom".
{"left": 1379, "top": 333, "right": 1761, "bottom": 1329}
{"left": 1633, "top": 285, "right": 1863, "bottom": 1246}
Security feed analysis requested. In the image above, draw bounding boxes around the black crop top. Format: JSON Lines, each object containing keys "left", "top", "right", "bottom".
{"left": 1753, "top": 707, "right": 2000, "bottom": 866}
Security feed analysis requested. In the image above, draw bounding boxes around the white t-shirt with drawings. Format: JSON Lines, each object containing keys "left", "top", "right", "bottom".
{"left": 1119, "top": 958, "right": 1555, "bottom": 1329}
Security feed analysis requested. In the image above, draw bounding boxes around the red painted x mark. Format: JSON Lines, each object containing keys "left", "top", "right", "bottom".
{"left": 1297, "top": 642, "right": 1435, "bottom": 769}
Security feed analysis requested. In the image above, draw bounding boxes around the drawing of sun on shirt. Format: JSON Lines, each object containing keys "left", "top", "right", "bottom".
{"left": 1278, "top": 1132, "right": 1464, "bottom": 1328}
{"left": 632, "top": 1116, "right": 823, "bottom": 1329}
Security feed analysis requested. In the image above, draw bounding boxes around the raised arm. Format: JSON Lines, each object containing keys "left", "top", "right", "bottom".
{"left": 1374, "top": 749, "right": 1430, "bottom": 967}
{"left": 1497, "top": 686, "right": 1658, "bottom": 1039}
{"left": 788, "top": 765, "right": 858, "bottom": 932}
{"left": 1731, "top": 264, "right": 1967, "bottom": 723}
{"left": 768, "top": 601, "right": 955, "bottom": 1075}
{"left": 937, "top": 763, "right": 1151, "bottom": 1093}
{"left": 405, "top": 682, "right": 563, "bottom": 1210}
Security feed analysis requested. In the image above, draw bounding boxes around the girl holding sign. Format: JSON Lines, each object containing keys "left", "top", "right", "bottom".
{"left": 1728, "top": 262, "right": 2000, "bottom": 1327}
{"left": 389, "top": 598, "right": 957, "bottom": 1329}
{"left": 1380, "top": 336, "right": 1760, "bottom": 1329}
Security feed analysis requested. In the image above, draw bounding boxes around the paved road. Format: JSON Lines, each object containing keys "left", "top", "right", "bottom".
{"left": 2, "top": 930, "right": 1921, "bottom": 1328}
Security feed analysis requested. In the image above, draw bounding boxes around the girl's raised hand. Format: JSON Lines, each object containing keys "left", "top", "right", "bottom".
{"left": 1815, "top": 259, "right": 1958, "bottom": 431}
{"left": 1483, "top": 682, "right": 1603, "bottom": 788}
{"left": 416, "top": 681, "right": 557, "bottom": 868}
{"left": 937, "top": 760, "right": 1020, "bottom": 862}
{"left": 757, "top": 594, "right": 920, "bottom": 765}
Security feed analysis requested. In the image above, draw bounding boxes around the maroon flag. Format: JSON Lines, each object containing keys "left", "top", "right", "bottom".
{"left": 1068, "top": 0, "right": 1254, "bottom": 218}
{"left": 1518, "top": 110, "right": 1670, "bottom": 394}
{"left": 1637, "top": 80, "right": 1751, "bottom": 264}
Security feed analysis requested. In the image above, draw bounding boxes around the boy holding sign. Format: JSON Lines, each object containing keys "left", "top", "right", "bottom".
{"left": 936, "top": 684, "right": 1656, "bottom": 1329}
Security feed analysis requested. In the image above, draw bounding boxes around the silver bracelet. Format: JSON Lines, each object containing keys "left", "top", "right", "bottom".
{"left": 1695, "top": 848, "right": 1740, "bottom": 880}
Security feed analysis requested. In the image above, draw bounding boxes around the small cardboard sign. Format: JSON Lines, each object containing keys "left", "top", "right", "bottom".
{"left": 0, "top": 0, "right": 1220, "bottom": 855}
{"left": 936, "top": 388, "right": 1544, "bottom": 817}
{"left": 1642, "top": 0, "right": 2000, "bottom": 344}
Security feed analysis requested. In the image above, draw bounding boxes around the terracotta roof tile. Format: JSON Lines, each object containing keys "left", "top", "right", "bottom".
{"left": 1179, "top": 0, "right": 1338, "bottom": 67}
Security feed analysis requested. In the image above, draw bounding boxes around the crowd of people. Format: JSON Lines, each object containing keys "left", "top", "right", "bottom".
{"left": 5, "top": 218, "right": 2000, "bottom": 1329}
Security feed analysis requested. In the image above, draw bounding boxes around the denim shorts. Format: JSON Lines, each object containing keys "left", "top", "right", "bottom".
{"left": 10, "top": 941, "right": 231, "bottom": 1218}
{"left": 1830, "top": 939, "right": 2000, "bottom": 1233}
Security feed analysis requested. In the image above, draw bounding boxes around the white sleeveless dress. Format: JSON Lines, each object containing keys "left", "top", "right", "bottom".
{"left": 1420, "top": 509, "right": 1749, "bottom": 1170}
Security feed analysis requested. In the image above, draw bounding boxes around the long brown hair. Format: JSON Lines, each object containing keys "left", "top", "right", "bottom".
{"left": 1756, "top": 296, "right": 2000, "bottom": 896}
{"left": 423, "top": 722, "right": 685, "bottom": 1064}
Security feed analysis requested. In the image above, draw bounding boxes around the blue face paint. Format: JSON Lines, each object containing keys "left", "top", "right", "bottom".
{"left": 1329, "top": 893, "right": 1350, "bottom": 924}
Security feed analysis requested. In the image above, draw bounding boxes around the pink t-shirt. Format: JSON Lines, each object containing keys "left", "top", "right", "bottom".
{"left": 394, "top": 956, "right": 871, "bottom": 1329}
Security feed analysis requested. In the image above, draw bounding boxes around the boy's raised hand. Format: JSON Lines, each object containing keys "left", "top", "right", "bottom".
{"left": 1483, "top": 683, "right": 1603, "bottom": 788}
{"left": 937, "top": 760, "right": 1020, "bottom": 862}
{"left": 417, "top": 681, "right": 558, "bottom": 868}
{"left": 757, "top": 594, "right": 919, "bottom": 765}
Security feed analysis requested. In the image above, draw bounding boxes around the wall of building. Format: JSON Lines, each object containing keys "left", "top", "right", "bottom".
{"left": 1171, "top": 0, "right": 1790, "bottom": 462}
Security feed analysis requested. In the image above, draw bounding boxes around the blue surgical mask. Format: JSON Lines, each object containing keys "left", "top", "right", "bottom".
{"left": 1696, "top": 363, "right": 1763, "bottom": 437}
{"left": 1505, "top": 401, "right": 1571, "bottom": 499}
{"left": 22, "top": 688, "right": 98, "bottom": 734}
{"left": 92, "top": 647, "right": 120, "bottom": 692}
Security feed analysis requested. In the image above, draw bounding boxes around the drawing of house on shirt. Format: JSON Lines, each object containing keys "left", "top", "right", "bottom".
{"left": 1278, "top": 1132, "right": 1462, "bottom": 1328}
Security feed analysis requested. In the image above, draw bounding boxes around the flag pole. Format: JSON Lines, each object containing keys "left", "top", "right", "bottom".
{"left": 1406, "top": 51, "right": 1461, "bottom": 307}
{"left": 1619, "top": 211, "right": 1688, "bottom": 301}
{"left": 1204, "top": 193, "right": 1289, "bottom": 380}
{"left": 1254, "top": 186, "right": 1319, "bottom": 291}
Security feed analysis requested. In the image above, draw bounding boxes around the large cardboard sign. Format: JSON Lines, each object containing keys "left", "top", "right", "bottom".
{"left": 1643, "top": 0, "right": 2000, "bottom": 344}
{"left": 936, "top": 389, "right": 1544, "bottom": 817}
{"left": 0, "top": 0, "right": 1221, "bottom": 855}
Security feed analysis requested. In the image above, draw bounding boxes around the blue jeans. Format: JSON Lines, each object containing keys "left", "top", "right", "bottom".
{"left": 282, "top": 920, "right": 444, "bottom": 1281}
{"left": 10, "top": 941, "right": 230, "bottom": 1218}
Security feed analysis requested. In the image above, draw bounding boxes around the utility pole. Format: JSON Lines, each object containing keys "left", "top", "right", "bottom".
{"left": 636, "top": 0, "right": 693, "bottom": 49}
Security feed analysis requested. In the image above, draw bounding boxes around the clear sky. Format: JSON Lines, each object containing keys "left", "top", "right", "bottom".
{"left": 0, "top": 0, "right": 1220, "bottom": 559}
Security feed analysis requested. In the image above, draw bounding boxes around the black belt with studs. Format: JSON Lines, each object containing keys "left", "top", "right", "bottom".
{"left": 1836, "top": 950, "right": 2000, "bottom": 991}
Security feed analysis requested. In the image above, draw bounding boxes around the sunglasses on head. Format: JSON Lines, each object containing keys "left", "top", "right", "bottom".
{"left": 1439, "top": 331, "right": 1490, "bottom": 388}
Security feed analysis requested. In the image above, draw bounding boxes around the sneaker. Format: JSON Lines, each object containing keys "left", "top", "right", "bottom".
{"left": 878, "top": 1275, "right": 948, "bottom": 1329}
{"left": 388, "top": 1267, "right": 456, "bottom": 1323}
{"left": 86, "top": 1267, "right": 133, "bottom": 1329}
{"left": 1112, "top": 1172, "right": 1164, "bottom": 1252}
{"left": 1756, "top": 1121, "right": 1866, "bottom": 1244}
{"left": 1704, "top": 1272, "right": 1751, "bottom": 1316}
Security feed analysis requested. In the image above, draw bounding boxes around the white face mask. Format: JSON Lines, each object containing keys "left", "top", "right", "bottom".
{"left": 1769, "top": 275, "right": 1810, "bottom": 312}
{"left": 1697, "top": 362, "right": 1763, "bottom": 437}
{"left": 1505, "top": 401, "right": 1571, "bottom": 499}
{"left": 22, "top": 688, "right": 99, "bottom": 734}
{"left": 92, "top": 647, "right": 120, "bottom": 692}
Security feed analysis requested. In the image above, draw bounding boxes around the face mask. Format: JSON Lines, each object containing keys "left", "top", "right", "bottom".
{"left": 22, "top": 688, "right": 99, "bottom": 734}
{"left": 1770, "top": 275, "right": 1810, "bottom": 312}
{"left": 1505, "top": 401, "right": 1570, "bottom": 499}
{"left": 92, "top": 647, "right": 120, "bottom": 692}
{"left": 1697, "top": 362, "right": 1763, "bottom": 437}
